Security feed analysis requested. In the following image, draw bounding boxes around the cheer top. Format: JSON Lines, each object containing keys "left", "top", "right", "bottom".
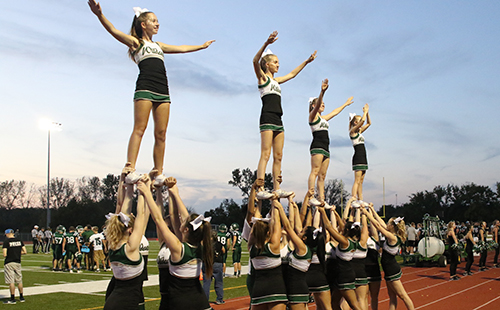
{"left": 258, "top": 76, "right": 282, "bottom": 116}
{"left": 139, "top": 235, "right": 149, "bottom": 257}
{"left": 156, "top": 243, "right": 171, "bottom": 269}
{"left": 250, "top": 243, "right": 281, "bottom": 270}
{"left": 353, "top": 241, "right": 368, "bottom": 259}
{"left": 351, "top": 132, "right": 365, "bottom": 146}
{"left": 325, "top": 241, "right": 336, "bottom": 260}
{"left": 132, "top": 40, "right": 170, "bottom": 101}
{"left": 336, "top": 239, "right": 356, "bottom": 261}
{"left": 383, "top": 237, "right": 401, "bottom": 256}
{"left": 289, "top": 246, "right": 312, "bottom": 272}
{"left": 109, "top": 243, "right": 144, "bottom": 280}
{"left": 169, "top": 243, "right": 203, "bottom": 278}
{"left": 310, "top": 116, "right": 329, "bottom": 134}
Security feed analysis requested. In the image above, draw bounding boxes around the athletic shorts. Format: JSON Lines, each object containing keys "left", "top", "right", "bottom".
{"left": 233, "top": 247, "right": 242, "bottom": 263}
{"left": 4, "top": 263, "right": 22, "bottom": 284}
{"left": 94, "top": 250, "right": 106, "bottom": 262}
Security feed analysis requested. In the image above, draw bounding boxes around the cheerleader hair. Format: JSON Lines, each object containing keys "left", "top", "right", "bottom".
{"left": 309, "top": 97, "right": 318, "bottom": 112}
{"left": 259, "top": 52, "right": 277, "bottom": 72}
{"left": 185, "top": 213, "right": 214, "bottom": 277}
{"left": 252, "top": 220, "right": 270, "bottom": 254}
{"left": 303, "top": 226, "right": 326, "bottom": 270}
{"left": 343, "top": 221, "right": 361, "bottom": 240}
{"left": 105, "top": 213, "right": 136, "bottom": 249}
{"left": 128, "top": 8, "right": 154, "bottom": 60}
{"left": 447, "top": 221, "right": 455, "bottom": 233}
{"left": 349, "top": 115, "right": 362, "bottom": 129}
{"left": 388, "top": 217, "right": 407, "bottom": 243}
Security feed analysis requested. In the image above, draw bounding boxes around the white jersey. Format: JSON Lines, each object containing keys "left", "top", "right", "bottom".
{"left": 351, "top": 133, "right": 365, "bottom": 147}
{"left": 139, "top": 235, "right": 149, "bottom": 256}
{"left": 133, "top": 40, "right": 164, "bottom": 64}
{"left": 258, "top": 76, "right": 281, "bottom": 98}
{"left": 310, "top": 116, "right": 329, "bottom": 133}
{"left": 89, "top": 233, "right": 105, "bottom": 251}
{"left": 156, "top": 243, "right": 171, "bottom": 269}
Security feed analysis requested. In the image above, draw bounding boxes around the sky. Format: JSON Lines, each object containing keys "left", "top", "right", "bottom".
{"left": 1, "top": 0, "right": 499, "bottom": 214}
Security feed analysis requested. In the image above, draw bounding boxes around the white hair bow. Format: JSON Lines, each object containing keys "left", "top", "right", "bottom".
{"left": 351, "top": 221, "right": 361, "bottom": 229}
{"left": 308, "top": 97, "right": 317, "bottom": 105}
{"left": 105, "top": 212, "right": 131, "bottom": 227}
{"left": 133, "top": 7, "right": 149, "bottom": 18}
{"left": 262, "top": 48, "right": 274, "bottom": 57}
{"left": 394, "top": 217, "right": 404, "bottom": 225}
{"left": 190, "top": 214, "right": 211, "bottom": 231}
{"left": 251, "top": 217, "right": 271, "bottom": 224}
{"left": 313, "top": 227, "right": 322, "bottom": 240}
{"left": 349, "top": 113, "right": 357, "bottom": 122}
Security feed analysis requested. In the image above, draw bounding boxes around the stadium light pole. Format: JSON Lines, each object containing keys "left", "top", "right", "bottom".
{"left": 39, "top": 119, "right": 62, "bottom": 228}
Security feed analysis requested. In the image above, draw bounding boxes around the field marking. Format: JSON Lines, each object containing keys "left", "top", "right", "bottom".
{"left": 472, "top": 294, "right": 500, "bottom": 310}
{"left": 414, "top": 275, "right": 500, "bottom": 309}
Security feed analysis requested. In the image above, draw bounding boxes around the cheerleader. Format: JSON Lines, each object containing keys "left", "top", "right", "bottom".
{"left": 308, "top": 79, "right": 353, "bottom": 207}
{"left": 446, "top": 221, "right": 460, "bottom": 280}
{"left": 318, "top": 203, "right": 363, "bottom": 310}
{"left": 493, "top": 220, "right": 499, "bottom": 268}
{"left": 248, "top": 199, "right": 288, "bottom": 309}
{"left": 349, "top": 104, "right": 371, "bottom": 200}
{"left": 88, "top": 1, "right": 214, "bottom": 183}
{"left": 463, "top": 224, "right": 475, "bottom": 276}
{"left": 274, "top": 200, "right": 314, "bottom": 310}
{"left": 143, "top": 178, "right": 213, "bottom": 310}
{"left": 253, "top": 31, "right": 316, "bottom": 199}
{"left": 360, "top": 206, "right": 415, "bottom": 310}
{"left": 103, "top": 176, "right": 148, "bottom": 310}
{"left": 365, "top": 210, "right": 382, "bottom": 310}
{"left": 478, "top": 221, "right": 488, "bottom": 271}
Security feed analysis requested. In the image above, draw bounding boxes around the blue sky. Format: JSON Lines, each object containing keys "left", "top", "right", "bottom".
{"left": 1, "top": 0, "right": 499, "bottom": 213}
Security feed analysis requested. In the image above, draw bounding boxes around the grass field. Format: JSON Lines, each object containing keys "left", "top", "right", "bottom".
{"left": 0, "top": 240, "right": 250, "bottom": 309}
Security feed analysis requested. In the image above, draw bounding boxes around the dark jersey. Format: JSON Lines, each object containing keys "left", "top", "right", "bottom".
{"left": 3, "top": 237, "right": 24, "bottom": 264}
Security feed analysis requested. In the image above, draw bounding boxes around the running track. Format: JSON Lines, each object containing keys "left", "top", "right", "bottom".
{"left": 212, "top": 254, "right": 500, "bottom": 309}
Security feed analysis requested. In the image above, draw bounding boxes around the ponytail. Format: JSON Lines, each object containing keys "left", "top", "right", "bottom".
{"left": 128, "top": 12, "right": 153, "bottom": 61}
{"left": 105, "top": 213, "right": 135, "bottom": 249}
{"left": 390, "top": 217, "right": 407, "bottom": 243}
{"left": 185, "top": 214, "right": 213, "bottom": 278}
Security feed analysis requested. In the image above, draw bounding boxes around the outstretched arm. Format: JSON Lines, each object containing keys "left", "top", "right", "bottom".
{"left": 323, "top": 96, "right": 354, "bottom": 121}
{"left": 158, "top": 40, "right": 215, "bottom": 54}
{"left": 275, "top": 51, "right": 317, "bottom": 84}
{"left": 268, "top": 199, "right": 282, "bottom": 253}
{"left": 360, "top": 207, "right": 397, "bottom": 244}
{"left": 246, "top": 179, "right": 264, "bottom": 223}
{"left": 253, "top": 31, "right": 278, "bottom": 84}
{"left": 300, "top": 189, "right": 314, "bottom": 224}
{"left": 88, "top": 0, "right": 139, "bottom": 49}
{"left": 309, "top": 79, "right": 329, "bottom": 123}
{"left": 368, "top": 204, "right": 387, "bottom": 229}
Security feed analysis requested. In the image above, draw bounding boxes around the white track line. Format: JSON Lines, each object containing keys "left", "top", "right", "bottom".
{"left": 471, "top": 294, "right": 500, "bottom": 310}
{"left": 414, "top": 276, "right": 500, "bottom": 309}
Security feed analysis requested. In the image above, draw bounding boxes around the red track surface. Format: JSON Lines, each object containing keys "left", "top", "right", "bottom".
{"left": 211, "top": 253, "right": 500, "bottom": 309}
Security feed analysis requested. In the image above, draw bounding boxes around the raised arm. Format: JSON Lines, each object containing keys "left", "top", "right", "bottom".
{"left": 360, "top": 207, "right": 397, "bottom": 244}
{"left": 300, "top": 189, "right": 314, "bottom": 224}
{"left": 274, "top": 200, "right": 307, "bottom": 255}
{"left": 167, "top": 179, "right": 190, "bottom": 225}
{"left": 157, "top": 40, "right": 215, "bottom": 54}
{"left": 253, "top": 31, "right": 278, "bottom": 84}
{"left": 246, "top": 179, "right": 264, "bottom": 223}
{"left": 268, "top": 200, "right": 282, "bottom": 253}
{"left": 88, "top": 0, "right": 139, "bottom": 49}
{"left": 318, "top": 207, "right": 349, "bottom": 248}
{"left": 323, "top": 96, "right": 354, "bottom": 121}
{"left": 368, "top": 204, "right": 387, "bottom": 229}
{"left": 359, "top": 211, "right": 369, "bottom": 246}
{"left": 309, "top": 79, "right": 329, "bottom": 123}
{"left": 138, "top": 179, "right": 183, "bottom": 259}
{"left": 349, "top": 105, "right": 368, "bottom": 136}
{"left": 127, "top": 179, "right": 147, "bottom": 253}
{"left": 275, "top": 50, "right": 317, "bottom": 84}
{"left": 360, "top": 106, "right": 371, "bottom": 133}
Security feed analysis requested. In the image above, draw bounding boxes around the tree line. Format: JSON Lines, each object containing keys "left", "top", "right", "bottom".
{"left": 1, "top": 170, "right": 499, "bottom": 234}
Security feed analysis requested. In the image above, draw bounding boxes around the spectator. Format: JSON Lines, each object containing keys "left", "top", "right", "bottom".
{"left": 203, "top": 231, "right": 225, "bottom": 305}
{"left": 3, "top": 229, "right": 27, "bottom": 304}
{"left": 89, "top": 226, "right": 106, "bottom": 272}
{"left": 406, "top": 223, "right": 417, "bottom": 254}
{"left": 31, "top": 225, "right": 39, "bottom": 254}
{"left": 44, "top": 227, "right": 53, "bottom": 254}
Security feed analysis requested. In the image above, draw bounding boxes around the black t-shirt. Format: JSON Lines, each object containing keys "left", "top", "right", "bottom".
{"left": 213, "top": 240, "right": 224, "bottom": 264}
{"left": 3, "top": 237, "right": 24, "bottom": 264}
